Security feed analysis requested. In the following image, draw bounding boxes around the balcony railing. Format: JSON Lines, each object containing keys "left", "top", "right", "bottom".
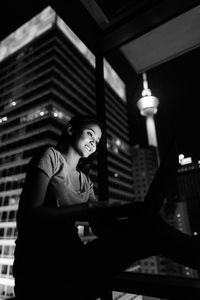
{"left": 107, "top": 271, "right": 200, "bottom": 299}
{"left": 7, "top": 271, "right": 200, "bottom": 300}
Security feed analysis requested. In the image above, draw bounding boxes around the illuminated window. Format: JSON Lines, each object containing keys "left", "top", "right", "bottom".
{"left": 20, "top": 105, "right": 71, "bottom": 124}
{"left": 115, "top": 138, "right": 121, "bottom": 147}
{"left": 0, "top": 116, "right": 8, "bottom": 123}
{"left": 1, "top": 265, "right": 8, "bottom": 276}
{"left": 113, "top": 147, "right": 119, "bottom": 154}
{"left": 3, "top": 246, "right": 9, "bottom": 257}
{"left": 77, "top": 225, "right": 84, "bottom": 236}
{"left": 51, "top": 108, "right": 70, "bottom": 122}
{"left": 6, "top": 99, "right": 19, "bottom": 108}
{"left": 6, "top": 228, "right": 13, "bottom": 238}
{"left": 9, "top": 265, "right": 13, "bottom": 277}
{"left": 20, "top": 107, "right": 48, "bottom": 123}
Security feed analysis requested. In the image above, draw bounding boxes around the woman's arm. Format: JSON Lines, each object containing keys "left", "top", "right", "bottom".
{"left": 18, "top": 167, "right": 144, "bottom": 229}
{"left": 20, "top": 167, "right": 50, "bottom": 210}
{"left": 18, "top": 168, "right": 101, "bottom": 226}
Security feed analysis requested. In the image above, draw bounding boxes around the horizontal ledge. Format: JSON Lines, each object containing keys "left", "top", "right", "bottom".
{"left": 7, "top": 272, "right": 200, "bottom": 300}
{"left": 110, "top": 271, "right": 200, "bottom": 299}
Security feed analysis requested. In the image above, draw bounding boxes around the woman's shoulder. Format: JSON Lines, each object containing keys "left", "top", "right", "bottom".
{"left": 30, "top": 146, "right": 59, "bottom": 162}
{"left": 28, "top": 146, "right": 63, "bottom": 176}
{"left": 42, "top": 146, "right": 58, "bottom": 155}
{"left": 42, "top": 146, "right": 66, "bottom": 167}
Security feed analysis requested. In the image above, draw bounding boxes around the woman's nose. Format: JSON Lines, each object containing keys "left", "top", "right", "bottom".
{"left": 90, "top": 140, "right": 96, "bottom": 148}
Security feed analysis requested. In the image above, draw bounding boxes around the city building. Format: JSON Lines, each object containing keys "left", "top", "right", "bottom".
{"left": 132, "top": 145, "right": 158, "bottom": 203}
{"left": 133, "top": 74, "right": 161, "bottom": 280}
{"left": 131, "top": 145, "right": 198, "bottom": 280}
{"left": 0, "top": 6, "right": 134, "bottom": 298}
{"left": 130, "top": 73, "right": 198, "bottom": 294}
{"left": 177, "top": 157, "right": 200, "bottom": 235}
{"left": 132, "top": 145, "right": 160, "bottom": 278}
{"left": 159, "top": 200, "right": 197, "bottom": 278}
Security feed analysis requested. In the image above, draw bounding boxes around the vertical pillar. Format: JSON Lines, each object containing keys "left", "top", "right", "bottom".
{"left": 95, "top": 41, "right": 109, "bottom": 202}
{"left": 95, "top": 41, "right": 113, "bottom": 300}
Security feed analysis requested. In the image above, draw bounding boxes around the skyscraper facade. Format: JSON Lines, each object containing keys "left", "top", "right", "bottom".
{"left": 0, "top": 7, "right": 134, "bottom": 298}
{"left": 132, "top": 145, "right": 160, "bottom": 277}
{"left": 159, "top": 200, "right": 197, "bottom": 278}
{"left": 177, "top": 160, "right": 200, "bottom": 235}
{"left": 131, "top": 145, "right": 198, "bottom": 280}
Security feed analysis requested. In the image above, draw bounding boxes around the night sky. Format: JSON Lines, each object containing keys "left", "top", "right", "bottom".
{"left": 130, "top": 46, "right": 200, "bottom": 161}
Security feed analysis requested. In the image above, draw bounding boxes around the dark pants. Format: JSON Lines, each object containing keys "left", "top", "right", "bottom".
{"left": 81, "top": 206, "right": 200, "bottom": 298}
{"left": 14, "top": 204, "right": 200, "bottom": 300}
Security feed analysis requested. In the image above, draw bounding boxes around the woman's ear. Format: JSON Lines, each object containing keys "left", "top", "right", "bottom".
{"left": 67, "top": 125, "right": 73, "bottom": 136}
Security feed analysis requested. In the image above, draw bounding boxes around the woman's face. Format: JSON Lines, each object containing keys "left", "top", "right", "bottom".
{"left": 72, "top": 124, "right": 102, "bottom": 158}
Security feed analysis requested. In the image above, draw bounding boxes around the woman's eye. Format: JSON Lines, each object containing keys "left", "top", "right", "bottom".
{"left": 87, "top": 131, "right": 92, "bottom": 137}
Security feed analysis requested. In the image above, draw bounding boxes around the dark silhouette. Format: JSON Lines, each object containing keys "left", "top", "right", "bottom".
{"left": 13, "top": 114, "right": 200, "bottom": 300}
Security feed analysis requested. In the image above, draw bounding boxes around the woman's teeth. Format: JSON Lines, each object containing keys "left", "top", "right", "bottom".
{"left": 85, "top": 145, "right": 91, "bottom": 152}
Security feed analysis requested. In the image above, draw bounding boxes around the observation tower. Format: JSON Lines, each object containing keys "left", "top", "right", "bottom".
{"left": 137, "top": 72, "right": 159, "bottom": 147}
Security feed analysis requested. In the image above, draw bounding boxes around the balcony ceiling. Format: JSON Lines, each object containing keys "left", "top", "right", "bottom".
{"left": 0, "top": 0, "right": 200, "bottom": 73}
{"left": 80, "top": 0, "right": 200, "bottom": 73}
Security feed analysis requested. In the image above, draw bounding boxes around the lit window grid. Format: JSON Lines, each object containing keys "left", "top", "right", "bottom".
{"left": 20, "top": 105, "right": 71, "bottom": 124}
{"left": 0, "top": 226, "right": 17, "bottom": 240}
{"left": 0, "top": 263, "right": 13, "bottom": 278}
{"left": 0, "top": 103, "right": 71, "bottom": 127}
{"left": 0, "top": 194, "right": 20, "bottom": 207}
{"left": 0, "top": 239, "right": 15, "bottom": 297}
{"left": 0, "top": 6, "right": 126, "bottom": 101}
{"left": 0, "top": 177, "right": 24, "bottom": 192}
{"left": 0, "top": 6, "right": 133, "bottom": 298}
{"left": 0, "top": 281, "right": 15, "bottom": 298}
{"left": 0, "top": 244, "right": 15, "bottom": 259}
{"left": 0, "top": 208, "right": 17, "bottom": 223}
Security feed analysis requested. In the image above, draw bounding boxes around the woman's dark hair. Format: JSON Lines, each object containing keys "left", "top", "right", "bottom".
{"left": 57, "top": 114, "right": 102, "bottom": 150}
{"left": 67, "top": 114, "right": 102, "bottom": 135}
{"left": 56, "top": 114, "right": 103, "bottom": 174}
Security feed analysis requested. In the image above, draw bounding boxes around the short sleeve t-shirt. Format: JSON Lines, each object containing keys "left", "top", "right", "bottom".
{"left": 14, "top": 147, "right": 96, "bottom": 278}
{"left": 30, "top": 147, "right": 96, "bottom": 208}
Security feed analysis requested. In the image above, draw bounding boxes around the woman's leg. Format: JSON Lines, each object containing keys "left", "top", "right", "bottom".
{"left": 79, "top": 208, "right": 161, "bottom": 299}
{"left": 82, "top": 208, "right": 200, "bottom": 294}
{"left": 152, "top": 214, "right": 200, "bottom": 269}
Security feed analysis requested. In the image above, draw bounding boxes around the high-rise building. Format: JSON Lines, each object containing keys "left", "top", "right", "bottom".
{"left": 177, "top": 159, "right": 200, "bottom": 235}
{"left": 131, "top": 145, "right": 198, "bottom": 280}
{"left": 133, "top": 70, "right": 198, "bottom": 281}
{"left": 0, "top": 6, "right": 134, "bottom": 298}
{"left": 132, "top": 145, "right": 160, "bottom": 277}
{"left": 132, "top": 145, "right": 158, "bottom": 203}
{"left": 159, "top": 199, "right": 198, "bottom": 278}
{"left": 132, "top": 76, "right": 162, "bottom": 299}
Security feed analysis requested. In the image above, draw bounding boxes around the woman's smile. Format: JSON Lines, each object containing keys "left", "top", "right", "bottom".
{"left": 85, "top": 144, "right": 92, "bottom": 153}
{"left": 74, "top": 124, "right": 102, "bottom": 157}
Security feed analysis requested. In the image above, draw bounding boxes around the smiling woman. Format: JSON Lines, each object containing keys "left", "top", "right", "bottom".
{"left": 13, "top": 114, "right": 104, "bottom": 299}
{"left": 71, "top": 125, "right": 101, "bottom": 158}
{"left": 13, "top": 114, "right": 200, "bottom": 300}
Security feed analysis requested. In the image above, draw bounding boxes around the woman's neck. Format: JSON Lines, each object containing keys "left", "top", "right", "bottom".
{"left": 61, "top": 147, "right": 80, "bottom": 171}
